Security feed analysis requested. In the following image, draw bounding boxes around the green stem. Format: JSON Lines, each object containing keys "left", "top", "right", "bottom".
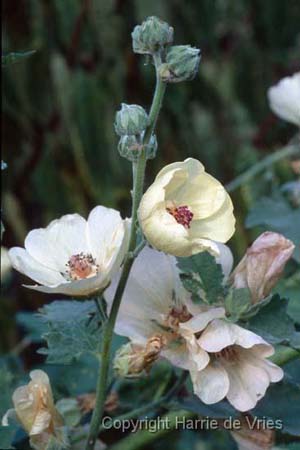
{"left": 85, "top": 64, "right": 167, "bottom": 450}
{"left": 226, "top": 144, "right": 298, "bottom": 193}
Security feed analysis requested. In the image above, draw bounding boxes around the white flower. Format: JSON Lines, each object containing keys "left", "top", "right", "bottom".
{"left": 2, "top": 370, "right": 63, "bottom": 450}
{"left": 184, "top": 318, "right": 283, "bottom": 412}
{"left": 105, "top": 247, "right": 282, "bottom": 411}
{"left": 138, "top": 158, "right": 235, "bottom": 257}
{"left": 9, "top": 206, "right": 129, "bottom": 296}
{"left": 267, "top": 72, "right": 300, "bottom": 126}
{"left": 1, "top": 246, "right": 12, "bottom": 283}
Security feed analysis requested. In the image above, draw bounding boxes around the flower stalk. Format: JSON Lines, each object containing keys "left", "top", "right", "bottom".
{"left": 85, "top": 60, "right": 167, "bottom": 450}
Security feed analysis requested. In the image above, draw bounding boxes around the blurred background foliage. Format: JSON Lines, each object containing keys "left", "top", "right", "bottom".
{"left": 1, "top": 1, "right": 300, "bottom": 448}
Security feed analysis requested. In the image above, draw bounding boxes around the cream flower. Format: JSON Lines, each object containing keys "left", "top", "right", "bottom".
{"left": 1, "top": 246, "right": 12, "bottom": 282}
{"left": 2, "top": 370, "right": 63, "bottom": 449}
{"left": 138, "top": 158, "right": 235, "bottom": 257}
{"left": 267, "top": 72, "right": 300, "bottom": 126}
{"left": 105, "top": 247, "right": 282, "bottom": 411}
{"left": 230, "top": 232, "right": 295, "bottom": 304}
{"left": 9, "top": 206, "right": 129, "bottom": 296}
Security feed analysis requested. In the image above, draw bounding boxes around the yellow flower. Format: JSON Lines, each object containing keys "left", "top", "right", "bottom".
{"left": 138, "top": 158, "right": 235, "bottom": 257}
{"left": 2, "top": 370, "right": 64, "bottom": 449}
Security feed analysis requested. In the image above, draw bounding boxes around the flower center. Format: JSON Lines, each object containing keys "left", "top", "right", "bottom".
{"left": 166, "top": 204, "right": 193, "bottom": 228}
{"left": 215, "top": 345, "right": 239, "bottom": 362}
{"left": 66, "top": 252, "right": 98, "bottom": 280}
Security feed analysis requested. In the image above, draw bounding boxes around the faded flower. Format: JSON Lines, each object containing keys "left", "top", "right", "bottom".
{"left": 9, "top": 206, "right": 129, "bottom": 296}
{"left": 230, "top": 231, "right": 295, "bottom": 303}
{"left": 105, "top": 247, "right": 282, "bottom": 411}
{"left": 2, "top": 370, "right": 64, "bottom": 450}
{"left": 138, "top": 158, "right": 235, "bottom": 257}
{"left": 267, "top": 72, "right": 300, "bottom": 126}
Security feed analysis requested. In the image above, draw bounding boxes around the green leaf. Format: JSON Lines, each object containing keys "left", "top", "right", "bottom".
{"left": 37, "top": 300, "right": 102, "bottom": 364}
{"left": 224, "top": 288, "right": 251, "bottom": 321}
{"left": 246, "top": 295, "right": 296, "bottom": 345}
{"left": 277, "top": 272, "right": 300, "bottom": 324}
{"left": 253, "top": 379, "right": 300, "bottom": 436}
{"left": 16, "top": 312, "right": 45, "bottom": 342}
{"left": 246, "top": 193, "right": 300, "bottom": 262}
{"left": 2, "top": 51, "right": 36, "bottom": 67}
{"left": 177, "top": 252, "right": 224, "bottom": 305}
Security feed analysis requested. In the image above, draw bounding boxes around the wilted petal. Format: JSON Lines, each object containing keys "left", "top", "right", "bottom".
{"left": 231, "top": 231, "right": 295, "bottom": 303}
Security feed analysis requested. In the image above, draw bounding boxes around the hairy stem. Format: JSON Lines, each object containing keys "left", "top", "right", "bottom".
{"left": 85, "top": 64, "right": 166, "bottom": 450}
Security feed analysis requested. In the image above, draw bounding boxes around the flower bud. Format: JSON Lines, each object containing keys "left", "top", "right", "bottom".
{"left": 230, "top": 232, "right": 295, "bottom": 304}
{"left": 115, "top": 104, "right": 149, "bottom": 136}
{"left": 231, "top": 415, "right": 275, "bottom": 450}
{"left": 132, "top": 16, "right": 174, "bottom": 55}
{"left": 159, "top": 45, "right": 201, "bottom": 83}
{"left": 114, "top": 336, "right": 164, "bottom": 378}
{"left": 118, "top": 133, "right": 157, "bottom": 162}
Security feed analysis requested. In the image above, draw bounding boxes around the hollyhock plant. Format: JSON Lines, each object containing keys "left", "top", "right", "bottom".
{"left": 230, "top": 231, "right": 295, "bottom": 304}
{"left": 138, "top": 158, "right": 235, "bottom": 257}
{"left": 106, "top": 247, "right": 283, "bottom": 411}
{"left": 8, "top": 206, "right": 129, "bottom": 296}
{"left": 267, "top": 72, "right": 300, "bottom": 126}
{"left": 2, "top": 370, "right": 64, "bottom": 450}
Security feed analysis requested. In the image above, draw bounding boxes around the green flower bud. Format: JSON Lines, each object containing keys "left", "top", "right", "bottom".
{"left": 160, "top": 45, "right": 201, "bottom": 83}
{"left": 115, "top": 103, "right": 149, "bottom": 136}
{"left": 118, "top": 133, "right": 158, "bottom": 162}
{"left": 132, "top": 16, "right": 174, "bottom": 55}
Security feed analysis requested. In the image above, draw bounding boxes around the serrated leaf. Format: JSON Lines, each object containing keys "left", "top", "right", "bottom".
{"left": 2, "top": 51, "right": 36, "bottom": 67}
{"left": 225, "top": 288, "right": 251, "bottom": 321}
{"left": 177, "top": 252, "right": 224, "bottom": 305}
{"left": 37, "top": 301, "right": 102, "bottom": 364}
{"left": 246, "top": 295, "right": 296, "bottom": 345}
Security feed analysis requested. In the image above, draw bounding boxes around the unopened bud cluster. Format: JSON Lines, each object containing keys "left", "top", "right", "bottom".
{"left": 132, "top": 16, "right": 174, "bottom": 55}
{"left": 115, "top": 16, "right": 201, "bottom": 161}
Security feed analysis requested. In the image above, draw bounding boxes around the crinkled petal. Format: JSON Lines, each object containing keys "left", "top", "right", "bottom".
{"left": 9, "top": 248, "right": 65, "bottom": 286}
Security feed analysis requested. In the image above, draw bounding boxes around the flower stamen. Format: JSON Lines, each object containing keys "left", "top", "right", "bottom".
{"left": 166, "top": 204, "right": 193, "bottom": 228}
{"left": 66, "top": 252, "right": 98, "bottom": 280}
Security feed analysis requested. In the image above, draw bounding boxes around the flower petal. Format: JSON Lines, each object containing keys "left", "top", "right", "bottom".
{"left": 180, "top": 307, "right": 225, "bottom": 334}
{"left": 24, "top": 214, "right": 89, "bottom": 273}
{"left": 191, "top": 361, "right": 230, "bottom": 404}
{"left": 9, "top": 248, "right": 65, "bottom": 286}
{"left": 87, "top": 206, "right": 126, "bottom": 267}
{"left": 225, "top": 355, "right": 272, "bottom": 411}
{"left": 198, "top": 320, "right": 273, "bottom": 355}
